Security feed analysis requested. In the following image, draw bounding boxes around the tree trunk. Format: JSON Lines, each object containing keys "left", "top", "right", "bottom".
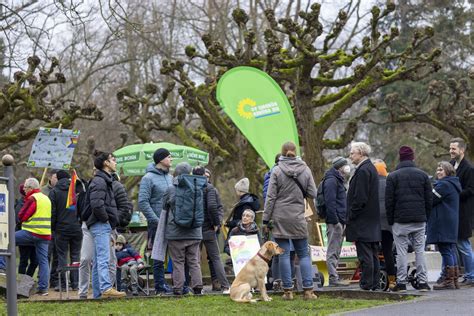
{"left": 295, "top": 93, "right": 326, "bottom": 246}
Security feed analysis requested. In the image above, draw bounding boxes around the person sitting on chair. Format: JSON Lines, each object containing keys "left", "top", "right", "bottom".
{"left": 115, "top": 235, "right": 144, "bottom": 296}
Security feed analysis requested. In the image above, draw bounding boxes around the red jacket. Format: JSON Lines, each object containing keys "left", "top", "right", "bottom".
{"left": 18, "top": 188, "right": 51, "bottom": 241}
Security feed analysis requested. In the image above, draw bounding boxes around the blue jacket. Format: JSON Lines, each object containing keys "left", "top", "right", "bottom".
{"left": 138, "top": 163, "right": 173, "bottom": 226}
{"left": 426, "top": 176, "right": 461, "bottom": 244}
{"left": 263, "top": 165, "right": 277, "bottom": 203}
{"left": 323, "top": 167, "right": 347, "bottom": 224}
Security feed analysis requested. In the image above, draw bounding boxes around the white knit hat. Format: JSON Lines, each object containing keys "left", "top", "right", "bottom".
{"left": 234, "top": 177, "right": 250, "bottom": 193}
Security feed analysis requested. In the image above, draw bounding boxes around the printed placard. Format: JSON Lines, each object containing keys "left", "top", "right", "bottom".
{"left": 228, "top": 234, "right": 261, "bottom": 277}
{"left": 0, "top": 184, "right": 9, "bottom": 251}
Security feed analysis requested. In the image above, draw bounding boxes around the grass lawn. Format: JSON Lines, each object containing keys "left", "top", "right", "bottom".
{"left": 2, "top": 294, "right": 396, "bottom": 316}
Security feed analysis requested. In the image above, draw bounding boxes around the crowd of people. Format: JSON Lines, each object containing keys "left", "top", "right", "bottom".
{"left": 0, "top": 137, "right": 472, "bottom": 300}
{"left": 321, "top": 138, "right": 474, "bottom": 292}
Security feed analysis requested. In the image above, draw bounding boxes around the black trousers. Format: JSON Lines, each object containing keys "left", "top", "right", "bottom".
{"left": 18, "top": 245, "right": 38, "bottom": 276}
{"left": 381, "top": 230, "right": 396, "bottom": 276}
{"left": 49, "top": 235, "right": 59, "bottom": 287}
{"left": 55, "top": 231, "right": 82, "bottom": 288}
{"left": 355, "top": 241, "right": 380, "bottom": 290}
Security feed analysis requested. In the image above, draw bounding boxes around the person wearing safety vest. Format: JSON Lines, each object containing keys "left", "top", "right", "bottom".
{"left": 16, "top": 177, "right": 52, "bottom": 296}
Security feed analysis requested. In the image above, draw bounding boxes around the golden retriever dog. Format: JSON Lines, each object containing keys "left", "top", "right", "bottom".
{"left": 230, "top": 241, "right": 285, "bottom": 303}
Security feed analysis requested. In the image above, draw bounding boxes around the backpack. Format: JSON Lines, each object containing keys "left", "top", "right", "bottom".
{"left": 173, "top": 174, "right": 207, "bottom": 229}
{"left": 315, "top": 179, "right": 327, "bottom": 219}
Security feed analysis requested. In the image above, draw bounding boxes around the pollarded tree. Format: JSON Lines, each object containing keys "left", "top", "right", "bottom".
{"left": 372, "top": 70, "right": 474, "bottom": 161}
{"left": 163, "top": 2, "right": 441, "bottom": 182}
{"left": 0, "top": 56, "right": 103, "bottom": 151}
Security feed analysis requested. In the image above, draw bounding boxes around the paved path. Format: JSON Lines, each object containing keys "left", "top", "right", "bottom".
{"left": 340, "top": 285, "right": 474, "bottom": 316}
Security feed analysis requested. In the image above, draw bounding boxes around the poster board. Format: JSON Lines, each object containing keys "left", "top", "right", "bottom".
{"left": 27, "top": 128, "right": 80, "bottom": 170}
{"left": 0, "top": 184, "right": 9, "bottom": 251}
{"left": 310, "top": 244, "right": 358, "bottom": 262}
{"left": 228, "top": 234, "right": 261, "bottom": 277}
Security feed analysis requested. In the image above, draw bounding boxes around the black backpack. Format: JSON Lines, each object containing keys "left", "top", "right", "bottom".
{"left": 173, "top": 174, "right": 207, "bottom": 229}
{"left": 315, "top": 179, "right": 327, "bottom": 219}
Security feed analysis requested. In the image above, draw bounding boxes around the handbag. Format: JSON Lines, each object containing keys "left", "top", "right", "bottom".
{"left": 288, "top": 174, "right": 315, "bottom": 219}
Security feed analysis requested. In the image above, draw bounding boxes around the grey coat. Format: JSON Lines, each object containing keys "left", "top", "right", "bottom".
{"left": 263, "top": 157, "right": 317, "bottom": 239}
{"left": 151, "top": 209, "right": 168, "bottom": 262}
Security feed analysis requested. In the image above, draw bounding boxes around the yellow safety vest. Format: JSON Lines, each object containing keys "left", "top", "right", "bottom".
{"left": 22, "top": 192, "right": 52, "bottom": 235}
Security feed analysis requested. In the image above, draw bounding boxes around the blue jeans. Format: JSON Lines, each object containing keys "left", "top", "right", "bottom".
{"left": 90, "top": 222, "right": 112, "bottom": 298}
{"left": 15, "top": 230, "right": 50, "bottom": 291}
{"left": 438, "top": 243, "right": 458, "bottom": 267}
{"left": 457, "top": 239, "right": 474, "bottom": 279}
{"left": 275, "top": 238, "right": 313, "bottom": 289}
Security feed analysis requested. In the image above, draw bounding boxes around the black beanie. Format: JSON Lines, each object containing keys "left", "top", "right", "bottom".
{"left": 56, "top": 170, "right": 70, "bottom": 180}
{"left": 153, "top": 148, "right": 171, "bottom": 164}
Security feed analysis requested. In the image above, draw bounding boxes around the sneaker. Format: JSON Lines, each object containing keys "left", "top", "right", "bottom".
{"left": 102, "top": 287, "right": 126, "bottom": 298}
{"left": 222, "top": 288, "right": 230, "bottom": 295}
{"left": 391, "top": 283, "right": 407, "bottom": 293}
{"left": 329, "top": 280, "right": 349, "bottom": 287}
{"left": 460, "top": 278, "right": 474, "bottom": 287}
{"left": 36, "top": 289, "right": 49, "bottom": 296}
{"left": 272, "top": 280, "right": 283, "bottom": 292}
{"left": 193, "top": 287, "right": 204, "bottom": 295}
{"left": 418, "top": 283, "right": 431, "bottom": 292}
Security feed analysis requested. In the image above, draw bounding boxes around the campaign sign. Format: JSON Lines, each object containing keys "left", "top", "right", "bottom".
{"left": 228, "top": 234, "right": 261, "bottom": 278}
{"left": 0, "top": 184, "right": 9, "bottom": 250}
{"left": 27, "top": 128, "right": 80, "bottom": 170}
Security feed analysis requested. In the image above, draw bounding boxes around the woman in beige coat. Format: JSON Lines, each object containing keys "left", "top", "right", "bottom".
{"left": 263, "top": 141, "right": 317, "bottom": 300}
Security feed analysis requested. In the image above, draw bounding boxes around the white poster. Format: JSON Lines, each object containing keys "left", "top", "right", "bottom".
{"left": 27, "top": 128, "right": 80, "bottom": 170}
{"left": 0, "top": 184, "right": 9, "bottom": 251}
{"left": 228, "top": 235, "right": 261, "bottom": 277}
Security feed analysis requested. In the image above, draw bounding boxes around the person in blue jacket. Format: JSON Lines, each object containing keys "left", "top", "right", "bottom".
{"left": 323, "top": 156, "right": 350, "bottom": 286}
{"left": 428, "top": 161, "right": 461, "bottom": 290}
{"left": 138, "top": 148, "right": 173, "bottom": 295}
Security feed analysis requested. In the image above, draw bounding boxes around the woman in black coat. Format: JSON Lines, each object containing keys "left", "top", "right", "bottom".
{"left": 428, "top": 162, "right": 461, "bottom": 290}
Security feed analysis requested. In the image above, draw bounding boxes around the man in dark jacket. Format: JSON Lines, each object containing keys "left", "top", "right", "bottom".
{"left": 111, "top": 173, "right": 133, "bottom": 230}
{"left": 346, "top": 142, "right": 381, "bottom": 291}
{"left": 49, "top": 170, "right": 82, "bottom": 291}
{"left": 449, "top": 138, "right": 474, "bottom": 286}
{"left": 386, "top": 146, "right": 432, "bottom": 292}
{"left": 87, "top": 151, "right": 125, "bottom": 298}
{"left": 193, "top": 167, "right": 230, "bottom": 293}
{"left": 323, "top": 157, "right": 350, "bottom": 287}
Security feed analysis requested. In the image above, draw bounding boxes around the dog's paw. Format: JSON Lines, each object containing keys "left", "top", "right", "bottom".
{"left": 263, "top": 296, "right": 272, "bottom": 302}
{"left": 250, "top": 299, "right": 257, "bottom": 304}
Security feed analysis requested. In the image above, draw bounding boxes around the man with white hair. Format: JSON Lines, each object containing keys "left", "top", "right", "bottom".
{"left": 16, "top": 178, "right": 52, "bottom": 296}
{"left": 346, "top": 142, "right": 381, "bottom": 291}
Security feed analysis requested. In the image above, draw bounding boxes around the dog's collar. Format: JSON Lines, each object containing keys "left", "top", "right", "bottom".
{"left": 257, "top": 252, "right": 271, "bottom": 264}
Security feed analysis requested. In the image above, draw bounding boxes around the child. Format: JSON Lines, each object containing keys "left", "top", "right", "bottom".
{"left": 115, "top": 235, "right": 144, "bottom": 296}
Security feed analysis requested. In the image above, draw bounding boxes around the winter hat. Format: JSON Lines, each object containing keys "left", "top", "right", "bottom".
{"left": 374, "top": 161, "right": 388, "bottom": 177}
{"left": 192, "top": 166, "right": 205, "bottom": 176}
{"left": 235, "top": 177, "right": 250, "bottom": 194}
{"left": 116, "top": 235, "right": 126, "bottom": 245}
{"left": 399, "top": 146, "right": 415, "bottom": 161}
{"left": 56, "top": 170, "right": 70, "bottom": 180}
{"left": 174, "top": 162, "right": 192, "bottom": 176}
{"left": 332, "top": 156, "right": 348, "bottom": 170}
{"left": 153, "top": 148, "right": 171, "bottom": 164}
